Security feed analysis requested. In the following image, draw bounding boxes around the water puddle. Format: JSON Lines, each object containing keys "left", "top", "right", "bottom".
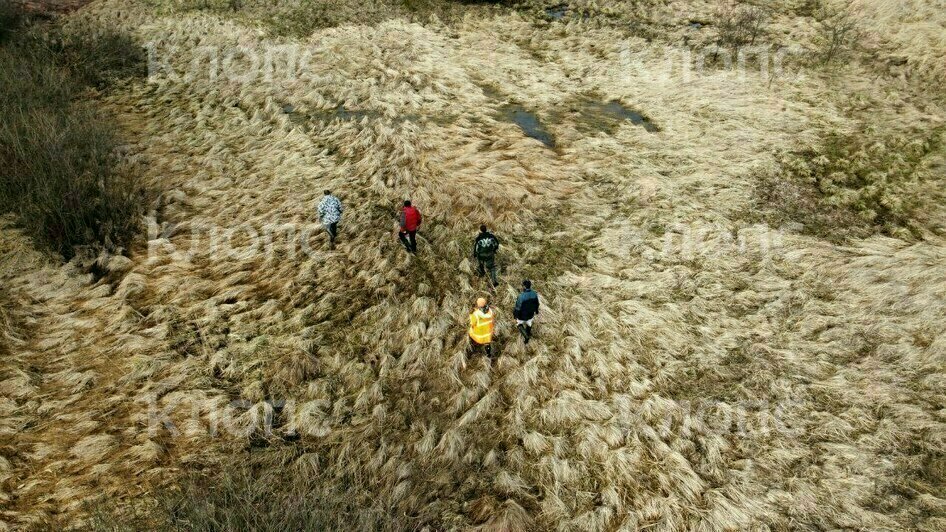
{"left": 282, "top": 90, "right": 652, "bottom": 153}
{"left": 476, "top": 82, "right": 556, "bottom": 148}
{"left": 588, "top": 101, "right": 659, "bottom": 132}
{"left": 555, "top": 98, "right": 658, "bottom": 134}
{"left": 546, "top": 4, "right": 568, "bottom": 20}
{"left": 499, "top": 104, "right": 556, "bottom": 148}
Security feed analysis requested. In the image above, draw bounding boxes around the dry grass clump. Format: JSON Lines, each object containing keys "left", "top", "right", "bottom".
{"left": 852, "top": 0, "right": 946, "bottom": 85}
{"left": 753, "top": 126, "right": 944, "bottom": 241}
{"left": 232, "top": 0, "right": 403, "bottom": 35}
{"left": 0, "top": 286, "right": 23, "bottom": 360}
{"left": 53, "top": 27, "right": 148, "bottom": 88}
{"left": 511, "top": 0, "right": 675, "bottom": 37}
{"left": 148, "top": 0, "right": 678, "bottom": 38}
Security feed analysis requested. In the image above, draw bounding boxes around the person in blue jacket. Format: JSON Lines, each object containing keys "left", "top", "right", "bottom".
{"left": 513, "top": 279, "right": 540, "bottom": 344}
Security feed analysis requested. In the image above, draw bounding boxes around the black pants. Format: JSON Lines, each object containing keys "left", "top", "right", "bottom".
{"left": 517, "top": 323, "right": 533, "bottom": 343}
{"left": 477, "top": 256, "right": 498, "bottom": 285}
{"left": 469, "top": 339, "right": 492, "bottom": 357}
{"left": 326, "top": 222, "right": 338, "bottom": 243}
{"left": 398, "top": 230, "right": 417, "bottom": 252}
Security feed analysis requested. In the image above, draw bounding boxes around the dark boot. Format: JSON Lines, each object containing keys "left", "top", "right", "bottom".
{"left": 518, "top": 324, "right": 529, "bottom": 344}
{"left": 328, "top": 223, "right": 338, "bottom": 249}
{"left": 525, "top": 325, "right": 533, "bottom": 343}
{"left": 398, "top": 232, "right": 411, "bottom": 252}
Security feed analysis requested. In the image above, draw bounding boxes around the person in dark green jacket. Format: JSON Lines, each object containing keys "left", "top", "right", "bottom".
{"left": 473, "top": 225, "right": 500, "bottom": 287}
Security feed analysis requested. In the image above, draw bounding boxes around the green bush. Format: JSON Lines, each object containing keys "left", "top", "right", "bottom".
{"left": 0, "top": 27, "right": 146, "bottom": 259}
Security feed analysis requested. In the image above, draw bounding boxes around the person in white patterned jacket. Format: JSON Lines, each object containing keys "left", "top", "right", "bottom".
{"left": 317, "top": 189, "right": 344, "bottom": 248}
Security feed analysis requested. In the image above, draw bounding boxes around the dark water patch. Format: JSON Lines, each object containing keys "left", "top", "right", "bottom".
{"left": 498, "top": 104, "right": 556, "bottom": 148}
{"left": 475, "top": 82, "right": 556, "bottom": 148}
{"left": 546, "top": 4, "right": 568, "bottom": 20}
{"left": 592, "top": 101, "right": 659, "bottom": 132}
{"left": 476, "top": 82, "right": 555, "bottom": 148}
{"left": 555, "top": 97, "right": 658, "bottom": 134}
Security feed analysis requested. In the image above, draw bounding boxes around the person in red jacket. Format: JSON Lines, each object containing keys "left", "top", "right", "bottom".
{"left": 398, "top": 200, "right": 422, "bottom": 253}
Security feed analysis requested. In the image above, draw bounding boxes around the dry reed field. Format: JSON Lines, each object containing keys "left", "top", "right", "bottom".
{"left": 1, "top": 0, "right": 945, "bottom": 529}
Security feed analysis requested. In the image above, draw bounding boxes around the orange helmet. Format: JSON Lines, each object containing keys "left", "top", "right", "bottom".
{"left": 476, "top": 297, "right": 487, "bottom": 308}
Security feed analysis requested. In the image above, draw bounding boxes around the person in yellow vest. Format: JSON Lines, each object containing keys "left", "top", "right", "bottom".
{"left": 468, "top": 297, "right": 495, "bottom": 356}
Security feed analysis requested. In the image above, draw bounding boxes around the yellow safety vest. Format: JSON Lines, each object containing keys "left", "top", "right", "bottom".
{"left": 469, "top": 308, "right": 494, "bottom": 344}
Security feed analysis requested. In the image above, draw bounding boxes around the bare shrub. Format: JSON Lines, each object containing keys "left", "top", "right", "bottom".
{"left": 814, "top": 0, "right": 862, "bottom": 64}
{"left": 714, "top": 2, "right": 769, "bottom": 51}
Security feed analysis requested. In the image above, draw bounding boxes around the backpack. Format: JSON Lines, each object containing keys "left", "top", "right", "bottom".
{"left": 475, "top": 234, "right": 498, "bottom": 258}
{"left": 402, "top": 206, "right": 421, "bottom": 231}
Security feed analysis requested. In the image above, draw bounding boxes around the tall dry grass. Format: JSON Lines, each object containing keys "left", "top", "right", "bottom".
{"left": 0, "top": 11, "right": 147, "bottom": 259}
{"left": 89, "top": 460, "right": 400, "bottom": 531}
{"left": 754, "top": 125, "right": 945, "bottom": 241}
{"left": 1, "top": 0, "right": 945, "bottom": 530}
{"left": 141, "top": 0, "right": 509, "bottom": 36}
{"left": 852, "top": 0, "right": 946, "bottom": 86}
